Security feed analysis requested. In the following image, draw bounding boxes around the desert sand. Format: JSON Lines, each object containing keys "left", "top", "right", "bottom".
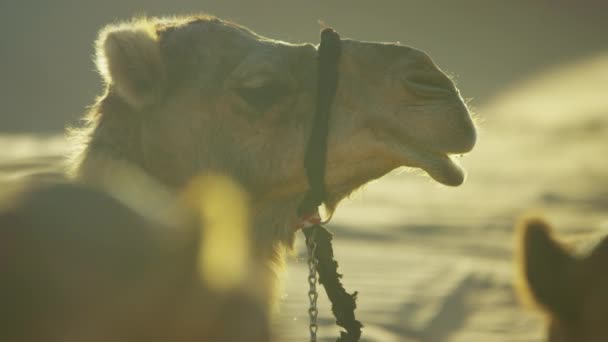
{"left": 1, "top": 54, "right": 607, "bottom": 342}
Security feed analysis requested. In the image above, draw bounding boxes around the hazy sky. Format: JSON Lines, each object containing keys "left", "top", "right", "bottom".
{"left": 1, "top": 0, "right": 607, "bottom": 132}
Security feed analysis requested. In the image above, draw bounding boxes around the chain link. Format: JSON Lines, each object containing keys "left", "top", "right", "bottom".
{"left": 306, "top": 228, "right": 319, "bottom": 342}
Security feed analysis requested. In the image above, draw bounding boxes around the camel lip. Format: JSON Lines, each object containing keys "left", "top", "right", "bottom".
{"left": 423, "top": 153, "right": 466, "bottom": 186}
{"left": 397, "top": 142, "right": 466, "bottom": 186}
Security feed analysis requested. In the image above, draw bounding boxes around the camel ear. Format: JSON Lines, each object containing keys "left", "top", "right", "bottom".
{"left": 517, "top": 218, "right": 578, "bottom": 319}
{"left": 96, "top": 21, "right": 166, "bottom": 109}
{"left": 587, "top": 234, "right": 608, "bottom": 265}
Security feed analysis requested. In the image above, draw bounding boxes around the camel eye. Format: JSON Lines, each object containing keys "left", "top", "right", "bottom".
{"left": 236, "top": 81, "right": 289, "bottom": 109}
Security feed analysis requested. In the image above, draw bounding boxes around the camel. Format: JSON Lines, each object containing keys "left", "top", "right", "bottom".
{"left": 516, "top": 217, "right": 608, "bottom": 341}
{"left": 69, "top": 15, "right": 476, "bottom": 305}
{"left": 0, "top": 180, "right": 270, "bottom": 342}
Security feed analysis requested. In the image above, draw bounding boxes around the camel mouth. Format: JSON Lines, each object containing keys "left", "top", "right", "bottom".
{"left": 398, "top": 143, "right": 466, "bottom": 186}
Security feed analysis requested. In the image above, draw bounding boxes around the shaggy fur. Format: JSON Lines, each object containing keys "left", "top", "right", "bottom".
{"left": 516, "top": 217, "right": 608, "bottom": 341}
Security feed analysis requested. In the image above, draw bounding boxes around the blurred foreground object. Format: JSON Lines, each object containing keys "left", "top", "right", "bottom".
{"left": 516, "top": 217, "right": 608, "bottom": 342}
{"left": 0, "top": 180, "right": 270, "bottom": 342}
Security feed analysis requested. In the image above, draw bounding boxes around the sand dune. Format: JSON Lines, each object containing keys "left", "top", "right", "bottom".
{"left": 1, "top": 54, "right": 607, "bottom": 341}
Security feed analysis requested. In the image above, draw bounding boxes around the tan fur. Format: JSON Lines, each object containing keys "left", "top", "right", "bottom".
{"left": 70, "top": 15, "right": 476, "bottom": 310}
{"left": 516, "top": 217, "right": 608, "bottom": 341}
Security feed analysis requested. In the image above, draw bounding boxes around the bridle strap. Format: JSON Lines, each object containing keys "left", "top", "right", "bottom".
{"left": 298, "top": 28, "right": 341, "bottom": 216}
{"left": 299, "top": 27, "right": 363, "bottom": 342}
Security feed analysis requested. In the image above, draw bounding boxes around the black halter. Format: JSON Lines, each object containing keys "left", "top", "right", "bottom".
{"left": 299, "top": 28, "right": 362, "bottom": 342}
{"left": 298, "top": 27, "right": 340, "bottom": 216}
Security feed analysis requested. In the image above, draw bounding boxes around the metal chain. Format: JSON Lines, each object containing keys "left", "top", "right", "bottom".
{"left": 306, "top": 228, "right": 319, "bottom": 342}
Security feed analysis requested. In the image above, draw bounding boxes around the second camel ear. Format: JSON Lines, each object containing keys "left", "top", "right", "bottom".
{"left": 96, "top": 21, "right": 166, "bottom": 109}
{"left": 517, "top": 218, "right": 578, "bottom": 320}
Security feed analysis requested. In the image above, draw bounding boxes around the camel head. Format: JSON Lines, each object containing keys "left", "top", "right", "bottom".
{"left": 517, "top": 218, "right": 608, "bottom": 342}
{"left": 323, "top": 38, "right": 475, "bottom": 203}
{"left": 87, "top": 15, "right": 475, "bottom": 218}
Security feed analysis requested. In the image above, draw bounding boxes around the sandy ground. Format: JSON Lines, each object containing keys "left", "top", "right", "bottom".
{"left": 1, "top": 54, "right": 607, "bottom": 341}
